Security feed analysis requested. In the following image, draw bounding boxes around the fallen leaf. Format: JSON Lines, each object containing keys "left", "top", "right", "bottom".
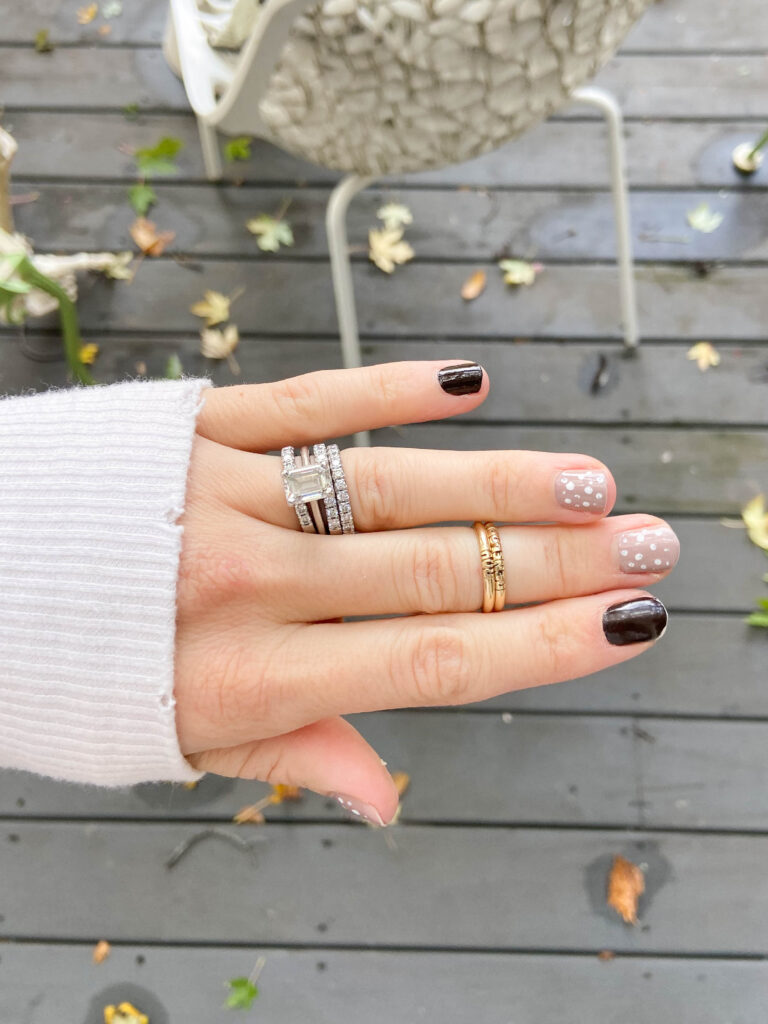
{"left": 687, "top": 341, "right": 720, "bottom": 372}
{"left": 34, "top": 28, "right": 54, "bottom": 52}
{"left": 77, "top": 3, "right": 98, "bottom": 25}
{"left": 392, "top": 771, "right": 410, "bottom": 797}
{"left": 102, "top": 0, "right": 123, "bottom": 17}
{"left": 190, "top": 290, "right": 234, "bottom": 327}
{"left": 103, "top": 1003, "right": 149, "bottom": 1024}
{"left": 183, "top": 779, "right": 199, "bottom": 790}
{"left": 377, "top": 202, "right": 413, "bottom": 231}
{"left": 607, "top": 854, "right": 645, "bottom": 925}
{"left": 742, "top": 494, "right": 768, "bottom": 551}
{"left": 597, "top": 950, "right": 615, "bottom": 962}
{"left": 127, "top": 183, "right": 157, "bottom": 217}
{"left": 79, "top": 342, "right": 99, "bottom": 365}
{"left": 369, "top": 227, "right": 414, "bottom": 274}
{"left": 92, "top": 939, "right": 111, "bottom": 964}
{"left": 102, "top": 251, "right": 134, "bottom": 281}
{"left": 123, "top": 102, "right": 140, "bottom": 121}
{"left": 233, "top": 804, "right": 266, "bottom": 825}
{"left": 226, "top": 977, "right": 259, "bottom": 1010}
{"left": 224, "top": 137, "right": 253, "bottom": 162}
{"left": 134, "top": 137, "right": 184, "bottom": 178}
{"left": 165, "top": 353, "right": 183, "bottom": 379}
{"left": 461, "top": 269, "right": 487, "bottom": 301}
{"left": 499, "top": 259, "right": 542, "bottom": 287}
{"left": 246, "top": 214, "right": 294, "bottom": 252}
{"left": 686, "top": 202, "right": 723, "bottom": 234}
{"left": 129, "top": 217, "right": 175, "bottom": 257}
{"left": 98, "top": 24, "right": 112, "bottom": 36}
{"left": 201, "top": 324, "right": 239, "bottom": 359}
{"left": 269, "top": 784, "right": 302, "bottom": 804}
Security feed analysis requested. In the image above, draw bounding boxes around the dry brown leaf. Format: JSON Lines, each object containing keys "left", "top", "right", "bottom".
{"left": 183, "top": 780, "right": 199, "bottom": 790}
{"left": 129, "top": 217, "right": 175, "bottom": 257}
{"left": 103, "top": 1003, "right": 149, "bottom": 1024}
{"left": 98, "top": 24, "right": 112, "bottom": 36}
{"left": 376, "top": 202, "right": 413, "bottom": 231}
{"left": 77, "top": 3, "right": 99, "bottom": 24}
{"left": 392, "top": 771, "right": 411, "bottom": 797}
{"left": 368, "top": 227, "right": 414, "bottom": 274}
{"left": 92, "top": 939, "right": 111, "bottom": 964}
{"left": 597, "top": 949, "right": 615, "bottom": 962}
{"left": 742, "top": 494, "right": 768, "bottom": 551}
{"left": 687, "top": 341, "right": 720, "bottom": 372}
{"left": 269, "top": 784, "right": 302, "bottom": 804}
{"left": 461, "top": 269, "right": 487, "bottom": 301}
{"left": 233, "top": 804, "right": 266, "bottom": 825}
{"left": 607, "top": 854, "right": 645, "bottom": 925}
{"left": 200, "top": 324, "right": 239, "bottom": 359}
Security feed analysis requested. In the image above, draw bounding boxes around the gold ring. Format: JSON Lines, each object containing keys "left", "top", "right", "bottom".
{"left": 484, "top": 522, "right": 506, "bottom": 611}
{"left": 473, "top": 522, "right": 496, "bottom": 613}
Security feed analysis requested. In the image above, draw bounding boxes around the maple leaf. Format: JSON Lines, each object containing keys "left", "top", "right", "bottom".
{"left": 127, "top": 183, "right": 157, "bottom": 216}
{"left": 103, "top": 1003, "right": 149, "bottom": 1024}
{"left": 224, "top": 137, "right": 253, "bottom": 162}
{"left": 499, "top": 259, "right": 542, "bottom": 287}
{"left": 78, "top": 342, "right": 99, "bottom": 365}
{"left": 607, "top": 854, "right": 644, "bottom": 925}
{"left": 686, "top": 202, "right": 723, "bottom": 234}
{"left": 687, "top": 341, "right": 720, "bottom": 372}
{"left": 77, "top": 3, "right": 98, "bottom": 25}
{"left": 35, "top": 28, "right": 54, "bottom": 53}
{"left": 377, "top": 202, "right": 413, "bottom": 231}
{"left": 233, "top": 804, "right": 266, "bottom": 825}
{"left": 392, "top": 771, "right": 411, "bottom": 797}
{"left": 201, "top": 324, "right": 239, "bottom": 359}
{"left": 190, "top": 289, "right": 235, "bottom": 327}
{"left": 226, "top": 977, "right": 259, "bottom": 1010}
{"left": 461, "top": 269, "right": 487, "bottom": 301}
{"left": 129, "top": 217, "right": 175, "bottom": 257}
{"left": 741, "top": 494, "right": 768, "bottom": 552}
{"left": 92, "top": 939, "right": 111, "bottom": 964}
{"left": 369, "top": 227, "right": 414, "bottom": 274}
{"left": 269, "top": 784, "right": 302, "bottom": 804}
{"left": 246, "top": 214, "right": 294, "bottom": 252}
{"left": 134, "top": 137, "right": 184, "bottom": 178}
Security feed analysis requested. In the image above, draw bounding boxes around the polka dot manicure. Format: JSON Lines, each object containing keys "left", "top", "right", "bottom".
{"left": 555, "top": 470, "right": 608, "bottom": 514}
{"left": 618, "top": 526, "right": 680, "bottom": 574}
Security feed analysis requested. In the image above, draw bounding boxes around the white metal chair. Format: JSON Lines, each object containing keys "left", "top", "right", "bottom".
{"left": 165, "top": 0, "right": 650, "bottom": 440}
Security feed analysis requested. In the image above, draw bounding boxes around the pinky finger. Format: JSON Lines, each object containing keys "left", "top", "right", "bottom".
{"left": 187, "top": 715, "right": 400, "bottom": 826}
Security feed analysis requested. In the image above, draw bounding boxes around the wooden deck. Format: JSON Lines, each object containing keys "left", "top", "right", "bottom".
{"left": 2, "top": 0, "right": 768, "bottom": 1019}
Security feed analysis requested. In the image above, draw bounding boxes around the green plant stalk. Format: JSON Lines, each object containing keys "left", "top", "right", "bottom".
{"left": 748, "top": 128, "right": 768, "bottom": 160}
{"left": 17, "top": 257, "right": 96, "bottom": 385}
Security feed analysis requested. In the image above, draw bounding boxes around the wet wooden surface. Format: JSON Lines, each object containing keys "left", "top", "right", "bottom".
{"left": 1, "top": 0, "right": 768, "bottom": 1020}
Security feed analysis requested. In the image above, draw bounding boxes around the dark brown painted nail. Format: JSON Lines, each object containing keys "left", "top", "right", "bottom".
{"left": 438, "top": 362, "right": 483, "bottom": 396}
{"left": 603, "top": 597, "right": 668, "bottom": 647}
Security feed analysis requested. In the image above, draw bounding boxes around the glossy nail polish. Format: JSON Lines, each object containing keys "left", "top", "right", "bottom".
{"left": 332, "top": 793, "right": 387, "bottom": 827}
{"left": 618, "top": 525, "right": 680, "bottom": 574}
{"left": 438, "top": 362, "right": 483, "bottom": 396}
{"left": 555, "top": 470, "right": 608, "bottom": 514}
{"left": 603, "top": 597, "right": 668, "bottom": 646}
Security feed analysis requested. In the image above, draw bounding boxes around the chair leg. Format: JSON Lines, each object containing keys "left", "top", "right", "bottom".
{"left": 326, "top": 173, "right": 374, "bottom": 446}
{"left": 571, "top": 86, "right": 639, "bottom": 351}
{"left": 163, "top": 10, "right": 182, "bottom": 78}
{"left": 198, "top": 118, "right": 223, "bottom": 181}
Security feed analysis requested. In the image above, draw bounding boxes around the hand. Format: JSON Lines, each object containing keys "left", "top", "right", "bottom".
{"left": 175, "top": 361, "right": 678, "bottom": 825}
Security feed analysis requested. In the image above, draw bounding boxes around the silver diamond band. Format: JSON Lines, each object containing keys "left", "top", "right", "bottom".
{"left": 313, "top": 443, "right": 342, "bottom": 534}
{"left": 281, "top": 445, "right": 318, "bottom": 533}
{"left": 327, "top": 443, "right": 355, "bottom": 534}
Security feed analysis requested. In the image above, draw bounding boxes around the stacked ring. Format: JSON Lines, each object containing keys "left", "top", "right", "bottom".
{"left": 473, "top": 521, "right": 506, "bottom": 612}
{"left": 281, "top": 442, "right": 356, "bottom": 535}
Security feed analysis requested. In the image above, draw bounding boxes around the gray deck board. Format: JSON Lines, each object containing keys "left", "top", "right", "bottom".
{"left": 5, "top": 946, "right": 768, "bottom": 1024}
{"left": 3, "top": 823, "right": 768, "bottom": 952}
{"left": 8, "top": 113, "right": 767, "bottom": 189}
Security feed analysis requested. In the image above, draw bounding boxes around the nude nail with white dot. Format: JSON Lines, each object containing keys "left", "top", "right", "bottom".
{"left": 555, "top": 470, "right": 608, "bottom": 514}
{"left": 617, "top": 525, "right": 680, "bottom": 574}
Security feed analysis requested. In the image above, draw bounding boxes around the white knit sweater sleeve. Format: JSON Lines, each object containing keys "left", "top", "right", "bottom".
{"left": 0, "top": 377, "right": 212, "bottom": 787}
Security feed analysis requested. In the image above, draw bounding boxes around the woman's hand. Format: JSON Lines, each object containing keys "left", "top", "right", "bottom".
{"left": 174, "top": 361, "right": 678, "bottom": 825}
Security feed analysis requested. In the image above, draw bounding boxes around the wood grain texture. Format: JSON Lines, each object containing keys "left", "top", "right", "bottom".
{"left": 3, "top": 945, "right": 768, "bottom": 1024}
{"left": 3, "top": 823, "right": 768, "bottom": 952}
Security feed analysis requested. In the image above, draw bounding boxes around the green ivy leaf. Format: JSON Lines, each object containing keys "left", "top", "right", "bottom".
{"left": 224, "top": 137, "right": 253, "bottom": 162}
{"left": 226, "top": 977, "right": 259, "bottom": 1010}
{"left": 127, "top": 183, "right": 157, "bottom": 216}
{"left": 135, "top": 136, "right": 184, "bottom": 177}
{"left": 165, "top": 353, "right": 183, "bottom": 380}
{"left": 746, "top": 612, "right": 768, "bottom": 628}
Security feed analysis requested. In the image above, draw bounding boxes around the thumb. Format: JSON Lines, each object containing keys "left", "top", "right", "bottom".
{"left": 188, "top": 715, "right": 399, "bottom": 826}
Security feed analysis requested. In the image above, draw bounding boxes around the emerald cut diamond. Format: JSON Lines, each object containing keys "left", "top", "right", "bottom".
{"left": 283, "top": 463, "right": 331, "bottom": 505}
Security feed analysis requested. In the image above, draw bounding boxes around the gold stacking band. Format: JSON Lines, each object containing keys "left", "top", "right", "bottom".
{"left": 473, "top": 521, "right": 506, "bottom": 613}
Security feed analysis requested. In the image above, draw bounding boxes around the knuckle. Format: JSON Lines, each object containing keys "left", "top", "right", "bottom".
{"left": 483, "top": 455, "right": 518, "bottom": 517}
{"left": 408, "top": 535, "right": 460, "bottom": 614}
{"left": 403, "top": 622, "right": 473, "bottom": 706}
{"left": 352, "top": 453, "right": 400, "bottom": 530}
{"left": 269, "top": 374, "right": 321, "bottom": 428}
{"left": 541, "top": 529, "right": 570, "bottom": 595}
{"left": 210, "top": 632, "right": 274, "bottom": 729}
{"left": 177, "top": 540, "right": 256, "bottom": 616}
{"left": 369, "top": 363, "right": 403, "bottom": 407}
{"left": 532, "top": 613, "right": 579, "bottom": 680}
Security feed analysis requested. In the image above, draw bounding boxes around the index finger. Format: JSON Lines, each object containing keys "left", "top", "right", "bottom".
{"left": 195, "top": 360, "right": 489, "bottom": 452}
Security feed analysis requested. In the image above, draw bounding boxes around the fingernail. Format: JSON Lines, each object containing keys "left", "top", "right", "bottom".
{"left": 555, "top": 470, "right": 608, "bottom": 514}
{"left": 617, "top": 526, "right": 680, "bottom": 574}
{"left": 332, "top": 793, "right": 387, "bottom": 827}
{"left": 438, "top": 362, "right": 483, "bottom": 396}
{"left": 603, "top": 597, "right": 668, "bottom": 647}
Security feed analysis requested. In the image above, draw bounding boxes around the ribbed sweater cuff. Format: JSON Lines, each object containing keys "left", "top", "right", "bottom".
{"left": 0, "top": 377, "right": 212, "bottom": 786}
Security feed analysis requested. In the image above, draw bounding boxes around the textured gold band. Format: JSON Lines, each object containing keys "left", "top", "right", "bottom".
{"left": 483, "top": 522, "right": 506, "bottom": 612}
{"left": 473, "top": 521, "right": 497, "bottom": 613}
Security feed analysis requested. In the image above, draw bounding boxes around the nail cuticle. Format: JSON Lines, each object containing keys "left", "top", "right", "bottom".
{"left": 603, "top": 596, "right": 668, "bottom": 647}
{"left": 438, "top": 362, "right": 483, "bottom": 396}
